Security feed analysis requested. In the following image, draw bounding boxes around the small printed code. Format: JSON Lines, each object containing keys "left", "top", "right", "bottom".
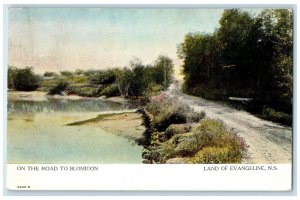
{"left": 17, "top": 186, "right": 30, "bottom": 189}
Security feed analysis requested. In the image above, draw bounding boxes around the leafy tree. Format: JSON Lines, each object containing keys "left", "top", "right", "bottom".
{"left": 114, "top": 68, "right": 133, "bottom": 97}
{"left": 152, "top": 56, "right": 174, "bottom": 89}
{"left": 89, "top": 69, "right": 116, "bottom": 84}
{"left": 12, "top": 67, "right": 40, "bottom": 91}
{"left": 8, "top": 66, "right": 17, "bottom": 89}
{"left": 178, "top": 8, "right": 293, "bottom": 116}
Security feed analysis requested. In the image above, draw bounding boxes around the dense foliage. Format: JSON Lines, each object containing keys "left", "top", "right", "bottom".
{"left": 8, "top": 66, "right": 40, "bottom": 91}
{"left": 9, "top": 55, "right": 174, "bottom": 99}
{"left": 47, "top": 80, "right": 69, "bottom": 95}
{"left": 114, "top": 56, "right": 174, "bottom": 97}
{"left": 178, "top": 9, "right": 293, "bottom": 124}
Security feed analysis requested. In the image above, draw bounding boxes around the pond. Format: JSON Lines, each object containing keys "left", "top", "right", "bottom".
{"left": 7, "top": 96, "right": 144, "bottom": 164}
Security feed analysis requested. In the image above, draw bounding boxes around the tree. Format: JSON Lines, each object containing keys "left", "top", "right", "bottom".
{"left": 152, "top": 56, "right": 174, "bottom": 89}
{"left": 114, "top": 68, "right": 133, "bottom": 97}
{"left": 8, "top": 66, "right": 17, "bottom": 89}
{"left": 12, "top": 67, "right": 40, "bottom": 91}
{"left": 178, "top": 8, "right": 293, "bottom": 114}
{"left": 177, "top": 33, "right": 220, "bottom": 90}
{"left": 255, "top": 9, "right": 293, "bottom": 112}
{"left": 89, "top": 69, "right": 116, "bottom": 84}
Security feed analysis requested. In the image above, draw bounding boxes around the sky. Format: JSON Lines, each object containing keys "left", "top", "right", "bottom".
{"left": 8, "top": 8, "right": 225, "bottom": 74}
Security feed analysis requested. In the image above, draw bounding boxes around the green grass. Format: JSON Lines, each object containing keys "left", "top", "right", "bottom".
{"left": 142, "top": 119, "right": 246, "bottom": 164}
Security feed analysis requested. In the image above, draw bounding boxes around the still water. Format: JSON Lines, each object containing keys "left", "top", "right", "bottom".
{"left": 7, "top": 98, "right": 143, "bottom": 164}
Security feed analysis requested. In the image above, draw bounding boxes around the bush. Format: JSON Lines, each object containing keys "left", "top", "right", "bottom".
{"left": 261, "top": 107, "right": 292, "bottom": 126}
{"left": 12, "top": 67, "right": 40, "bottom": 91}
{"left": 69, "top": 76, "right": 88, "bottom": 84}
{"left": 75, "top": 69, "right": 84, "bottom": 75}
{"left": 44, "top": 71, "right": 57, "bottom": 77}
{"left": 60, "top": 71, "right": 74, "bottom": 77}
{"left": 187, "top": 85, "right": 228, "bottom": 101}
{"left": 142, "top": 119, "right": 246, "bottom": 164}
{"left": 47, "top": 81, "right": 69, "bottom": 95}
{"left": 89, "top": 70, "right": 116, "bottom": 84}
{"left": 100, "top": 84, "right": 120, "bottom": 97}
{"left": 164, "top": 124, "right": 191, "bottom": 140}
{"left": 189, "top": 146, "right": 240, "bottom": 164}
{"left": 173, "top": 132, "right": 200, "bottom": 157}
{"left": 146, "top": 94, "right": 205, "bottom": 131}
{"left": 69, "top": 87, "right": 99, "bottom": 97}
{"left": 142, "top": 83, "right": 163, "bottom": 103}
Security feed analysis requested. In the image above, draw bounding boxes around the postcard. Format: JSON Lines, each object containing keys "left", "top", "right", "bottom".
{"left": 5, "top": 5, "right": 293, "bottom": 191}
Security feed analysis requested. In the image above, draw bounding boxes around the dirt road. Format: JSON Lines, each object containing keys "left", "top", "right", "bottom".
{"left": 166, "top": 83, "right": 292, "bottom": 164}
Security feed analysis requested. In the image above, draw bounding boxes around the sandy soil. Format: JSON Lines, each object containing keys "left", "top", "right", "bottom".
{"left": 69, "top": 112, "right": 145, "bottom": 140}
{"left": 166, "top": 83, "right": 292, "bottom": 164}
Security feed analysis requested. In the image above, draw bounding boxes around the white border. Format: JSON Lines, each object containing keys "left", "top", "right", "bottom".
{"left": 1, "top": 0, "right": 299, "bottom": 199}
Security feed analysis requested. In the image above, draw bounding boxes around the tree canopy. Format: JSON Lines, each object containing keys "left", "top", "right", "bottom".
{"left": 178, "top": 9, "right": 293, "bottom": 114}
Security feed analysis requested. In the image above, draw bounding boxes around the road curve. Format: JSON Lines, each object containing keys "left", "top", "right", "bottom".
{"left": 166, "top": 83, "right": 292, "bottom": 164}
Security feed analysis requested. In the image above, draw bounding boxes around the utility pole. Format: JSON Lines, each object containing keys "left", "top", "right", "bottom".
{"left": 164, "top": 58, "right": 167, "bottom": 89}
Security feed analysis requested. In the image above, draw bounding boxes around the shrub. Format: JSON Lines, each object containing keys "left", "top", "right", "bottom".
{"left": 146, "top": 94, "right": 205, "bottom": 131}
{"left": 69, "top": 76, "right": 88, "bottom": 84}
{"left": 72, "top": 87, "right": 99, "bottom": 97}
{"left": 261, "top": 106, "right": 292, "bottom": 126}
{"left": 189, "top": 146, "right": 241, "bottom": 164}
{"left": 12, "top": 67, "right": 40, "bottom": 91}
{"left": 44, "top": 71, "right": 57, "bottom": 77}
{"left": 89, "top": 70, "right": 116, "bottom": 84}
{"left": 173, "top": 132, "right": 200, "bottom": 157}
{"left": 164, "top": 124, "right": 191, "bottom": 140}
{"left": 188, "top": 85, "right": 228, "bottom": 101}
{"left": 47, "top": 81, "right": 69, "bottom": 95}
{"left": 100, "top": 84, "right": 120, "bottom": 97}
{"left": 187, "top": 111, "right": 206, "bottom": 123}
{"left": 142, "top": 119, "right": 246, "bottom": 164}
{"left": 142, "top": 83, "right": 163, "bottom": 103}
{"left": 142, "top": 142, "right": 176, "bottom": 163}
{"left": 60, "top": 71, "right": 74, "bottom": 77}
{"left": 75, "top": 69, "right": 84, "bottom": 75}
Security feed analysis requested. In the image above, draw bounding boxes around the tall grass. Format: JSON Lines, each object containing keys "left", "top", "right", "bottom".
{"left": 145, "top": 94, "right": 205, "bottom": 131}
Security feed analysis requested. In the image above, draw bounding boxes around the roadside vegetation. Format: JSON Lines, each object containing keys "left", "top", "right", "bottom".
{"left": 140, "top": 93, "right": 247, "bottom": 164}
{"left": 177, "top": 9, "right": 293, "bottom": 126}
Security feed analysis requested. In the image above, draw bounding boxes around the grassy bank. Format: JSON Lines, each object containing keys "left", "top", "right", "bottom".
{"left": 140, "top": 94, "right": 247, "bottom": 164}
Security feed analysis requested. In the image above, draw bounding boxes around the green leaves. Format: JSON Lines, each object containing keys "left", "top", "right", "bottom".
{"left": 178, "top": 8, "right": 293, "bottom": 115}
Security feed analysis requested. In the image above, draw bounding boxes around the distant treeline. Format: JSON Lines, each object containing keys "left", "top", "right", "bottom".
{"left": 177, "top": 9, "right": 292, "bottom": 125}
{"left": 8, "top": 56, "right": 174, "bottom": 98}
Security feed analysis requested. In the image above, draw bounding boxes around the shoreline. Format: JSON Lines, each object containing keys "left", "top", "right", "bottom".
{"left": 8, "top": 91, "right": 145, "bottom": 142}
{"left": 7, "top": 90, "right": 128, "bottom": 103}
{"left": 64, "top": 111, "right": 145, "bottom": 141}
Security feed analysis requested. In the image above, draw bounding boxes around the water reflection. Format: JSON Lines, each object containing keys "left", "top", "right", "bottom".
{"left": 8, "top": 98, "right": 137, "bottom": 113}
{"left": 7, "top": 97, "right": 143, "bottom": 164}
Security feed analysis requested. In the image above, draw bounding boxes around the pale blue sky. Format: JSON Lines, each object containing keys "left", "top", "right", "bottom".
{"left": 9, "top": 8, "right": 224, "bottom": 73}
